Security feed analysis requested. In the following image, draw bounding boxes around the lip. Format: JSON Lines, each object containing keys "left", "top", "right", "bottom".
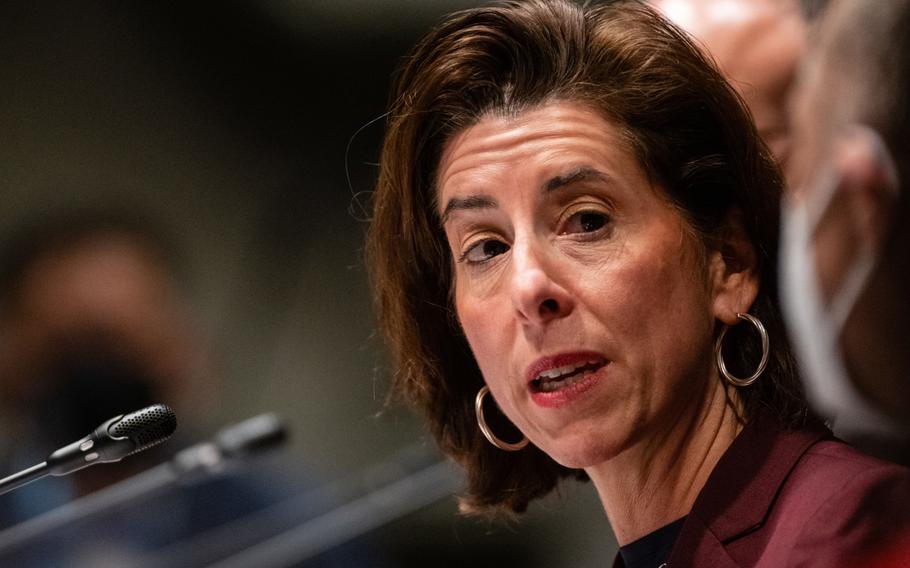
{"left": 525, "top": 351, "right": 608, "bottom": 409}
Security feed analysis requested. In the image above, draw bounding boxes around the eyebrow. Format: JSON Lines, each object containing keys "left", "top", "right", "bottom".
{"left": 543, "top": 166, "right": 611, "bottom": 192}
{"left": 440, "top": 165, "right": 611, "bottom": 224}
{"left": 440, "top": 194, "right": 497, "bottom": 224}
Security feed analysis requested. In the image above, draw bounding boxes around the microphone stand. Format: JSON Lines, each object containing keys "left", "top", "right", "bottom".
{"left": 0, "top": 464, "right": 50, "bottom": 497}
{"left": 133, "top": 443, "right": 461, "bottom": 568}
{"left": 0, "top": 413, "right": 285, "bottom": 555}
{"left": 202, "top": 459, "right": 460, "bottom": 568}
{"left": 0, "top": 458, "right": 184, "bottom": 553}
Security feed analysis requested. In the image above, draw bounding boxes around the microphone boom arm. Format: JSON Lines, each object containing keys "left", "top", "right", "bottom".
{"left": 0, "top": 404, "right": 177, "bottom": 496}
{"left": 0, "top": 413, "right": 285, "bottom": 554}
{"left": 0, "top": 463, "right": 51, "bottom": 497}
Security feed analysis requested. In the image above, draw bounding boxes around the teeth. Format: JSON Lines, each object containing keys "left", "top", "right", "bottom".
{"left": 536, "top": 359, "right": 602, "bottom": 381}
{"left": 538, "top": 364, "right": 581, "bottom": 380}
{"left": 537, "top": 367, "right": 597, "bottom": 392}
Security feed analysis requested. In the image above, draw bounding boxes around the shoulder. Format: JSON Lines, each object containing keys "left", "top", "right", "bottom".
{"left": 785, "top": 437, "right": 909, "bottom": 497}
{"left": 763, "top": 438, "right": 910, "bottom": 566}
{"left": 672, "top": 416, "right": 910, "bottom": 568}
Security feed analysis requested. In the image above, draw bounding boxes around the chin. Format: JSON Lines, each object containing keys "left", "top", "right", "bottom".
{"left": 538, "top": 432, "right": 626, "bottom": 469}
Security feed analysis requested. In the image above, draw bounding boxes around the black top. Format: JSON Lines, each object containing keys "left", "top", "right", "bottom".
{"left": 617, "top": 516, "right": 686, "bottom": 568}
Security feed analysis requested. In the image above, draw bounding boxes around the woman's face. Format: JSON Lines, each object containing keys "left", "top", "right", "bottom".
{"left": 437, "top": 102, "right": 724, "bottom": 468}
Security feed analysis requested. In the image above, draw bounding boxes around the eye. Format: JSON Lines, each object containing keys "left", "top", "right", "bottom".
{"left": 561, "top": 210, "right": 610, "bottom": 235}
{"left": 460, "top": 238, "right": 510, "bottom": 264}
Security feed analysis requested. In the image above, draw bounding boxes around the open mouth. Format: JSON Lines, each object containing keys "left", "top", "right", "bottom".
{"left": 530, "top": 359, "right": 606, "bottom": 393}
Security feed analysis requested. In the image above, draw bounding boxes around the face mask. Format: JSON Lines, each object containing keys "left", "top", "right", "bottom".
{"left": 37, "top": 341, "right": 158, "bottom": 443}
{"left": 780, "top": 125, "right": 901, "bottom": 437}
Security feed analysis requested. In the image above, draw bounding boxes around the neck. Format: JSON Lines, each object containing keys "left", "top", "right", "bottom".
{"left": 585, "top": 375, "right": 743, "bottom": 546}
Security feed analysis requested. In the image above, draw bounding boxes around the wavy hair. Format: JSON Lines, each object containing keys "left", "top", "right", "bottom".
{"left": 367, "top": 0, "right": 806, "bottom": 515}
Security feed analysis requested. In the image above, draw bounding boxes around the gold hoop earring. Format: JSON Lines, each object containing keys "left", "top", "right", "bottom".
{"left": 715, "top": 312, "right": 769, "bottom": 387}
{"left": 475, "top": 385, "right": 528, "bottom": 451}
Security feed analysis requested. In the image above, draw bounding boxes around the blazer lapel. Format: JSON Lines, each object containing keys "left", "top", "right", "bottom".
{"left": 670, "top": 515, "right": 741, "bottom": 568}
{"left": 613, "top": 515, "right": 741, "bottom": 568}
{"left": 667, "top": 413, "right": 831, "bottom": 567}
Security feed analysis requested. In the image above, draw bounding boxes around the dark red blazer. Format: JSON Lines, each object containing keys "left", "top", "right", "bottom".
{"left": 614, "top": 413, "right": 910, "bottom": 567}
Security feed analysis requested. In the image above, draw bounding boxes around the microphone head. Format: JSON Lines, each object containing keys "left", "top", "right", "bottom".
{"left": 215, "top": 413, "right": 288, "bottom": 458}
{"left": 47, "top": 403, "right": 178, "bottom": 476}
{"left": 108, "top": 403, "right": 177, "bottom": 456}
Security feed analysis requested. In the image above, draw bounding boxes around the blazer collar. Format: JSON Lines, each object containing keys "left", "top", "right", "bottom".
{"left": 667, "top": 412, "right": 831, "bottom": 566}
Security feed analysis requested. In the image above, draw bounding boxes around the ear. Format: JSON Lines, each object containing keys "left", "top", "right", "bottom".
{"left": 835, "top": 126, "right": 901, "bottom": 257}
{"left": 709, "top": 209, "right": 760, "bottom": 325}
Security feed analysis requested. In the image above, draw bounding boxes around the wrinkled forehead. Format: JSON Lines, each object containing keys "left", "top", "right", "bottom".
{"left": 432, "top": 101, "right": 649, "bottom": 212}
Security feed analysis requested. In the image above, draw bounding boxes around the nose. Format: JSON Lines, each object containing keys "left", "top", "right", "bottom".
{"left": 510, "top": 241, "right": 574, "bottom": 326}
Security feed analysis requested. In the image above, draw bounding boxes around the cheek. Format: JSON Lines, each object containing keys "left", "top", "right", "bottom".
{"left": 454, "top": 286, "right": 508, "bottom": 378}
{"left": 592, "top": 237, "right": 714, "bottom": 381}
{"left": 454, "top": 280, "right": 530, "bottom": 425}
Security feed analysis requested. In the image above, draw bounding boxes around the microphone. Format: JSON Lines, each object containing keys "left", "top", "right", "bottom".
{"left": 171, "top": 413, "right": 286, "bottom": 477}
{"left": 215, "top": 412, "right": 287, "bottom": 458}
{"left": 0, "top": 404, "right": 177, "bottom": 496}
{"left": 0, "top": 413, "right": 283, "bottom": 554}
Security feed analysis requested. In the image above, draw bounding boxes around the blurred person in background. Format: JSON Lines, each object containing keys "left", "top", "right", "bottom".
{"left": 0, "top": 211, "right": 373, "bottom": 567}
{"left": 783, "top": 0, "right": 910, "bottom": 457}
{"left": 367, "top": 1, "right": 910, "bottom": 565}
{"left": 653, "top": 0, "right": 829, "bottom": 168}
{"left": 0, "top": 211, "right": 212, "bottom": 516}
{"left": 783, "top": 1, "right": 910, "bottom": 564}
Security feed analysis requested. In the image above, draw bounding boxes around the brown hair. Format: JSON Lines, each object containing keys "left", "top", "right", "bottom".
{"left": 367, "top": 0, "right": 805, "bottom": 515}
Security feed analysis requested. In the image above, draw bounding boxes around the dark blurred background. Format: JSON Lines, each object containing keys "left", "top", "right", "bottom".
{"left": 0, "top": 1, "right": 614, "bottom": 565}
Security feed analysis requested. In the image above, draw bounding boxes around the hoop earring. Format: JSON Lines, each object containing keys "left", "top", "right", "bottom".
{"left": 715, "top": 312, "right": 769, "bottom": 387}
{"left": 475, "top": 385, "right": 529, "bottom": 451}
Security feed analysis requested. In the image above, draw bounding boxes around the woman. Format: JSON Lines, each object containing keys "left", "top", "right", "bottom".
{"left": 366, "top": 1, "right": 910, "bottom": 566}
